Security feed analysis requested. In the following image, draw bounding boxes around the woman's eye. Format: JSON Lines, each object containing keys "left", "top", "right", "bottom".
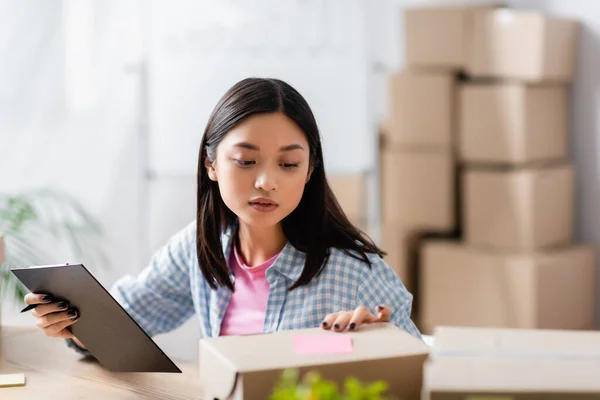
{"left": 281, "top": 163, "right": 299, "bottom": 169}
{"left": 234, "top": 159, "right": 255, "bottom": 166}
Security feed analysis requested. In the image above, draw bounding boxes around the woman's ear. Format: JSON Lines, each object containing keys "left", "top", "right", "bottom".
{"left": 204, "top": 154, "right": 218, "bottom": 181}
{"left": 305, "top": 165, "right": 314, "bottom": 183}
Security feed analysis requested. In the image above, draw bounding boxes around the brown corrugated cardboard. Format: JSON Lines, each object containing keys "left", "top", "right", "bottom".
{"left": 198, "top": 323, "right": 429, "bottom": 400}
{"left": 468, "top": 9, "right": 579, "bottom": 82}
{"left": 423, "top": 327, "right": 600, "bottom": 399}
{"left": 381, "top": 226, "right": 416, "bottom": 292}
{"left": 385, "top": 70, "right": 454, "bottom": 148}
{"left": 0, "top": 233, "right": 5, "bottom": 264}
{"left": 381, "top": 150, "right": 454, "bottom": 231}
{"left": 328, "top": 173, "right": 366, "bottom": 222}
{"left": 459, "top": 83, "right": 568, "bottom": 165}
{"left": 420, "top": 241, "right": 595, "bottom": 334}
{"left": 404, "top": 3, "right": 502, "bottom": 70}
{"left": 463, "top": 163, "right": 573, "bottom": 250}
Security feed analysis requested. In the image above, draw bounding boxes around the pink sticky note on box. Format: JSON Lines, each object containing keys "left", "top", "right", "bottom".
{"left": 293, "top": 334, "right": 353, "bottom": 355}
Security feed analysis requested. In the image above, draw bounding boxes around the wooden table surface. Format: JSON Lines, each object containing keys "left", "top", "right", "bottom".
{"left": 0, "top": 325, "right": 203, "bottom": 399}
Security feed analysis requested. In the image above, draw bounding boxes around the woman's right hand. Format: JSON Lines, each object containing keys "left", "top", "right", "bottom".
{"left": 24, "top": 293, "right": 85, "bottom": 348}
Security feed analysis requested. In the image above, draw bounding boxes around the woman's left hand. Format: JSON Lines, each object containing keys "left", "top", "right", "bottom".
{"left": 321, "top": 305, "right": 391, "bottom": 332}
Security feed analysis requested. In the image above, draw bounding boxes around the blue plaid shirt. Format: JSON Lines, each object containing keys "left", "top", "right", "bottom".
{"left": 110, "top": 221, "right": 421, "bottom": 340}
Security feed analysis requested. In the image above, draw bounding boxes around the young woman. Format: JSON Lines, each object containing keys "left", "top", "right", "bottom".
{"left": 24, "top": 78, "right": 421, "bottom": 355}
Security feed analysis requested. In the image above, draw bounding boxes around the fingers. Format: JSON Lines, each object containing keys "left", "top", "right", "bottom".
{"left": 26, "top": 293, "right": 79, "bottom": 339}
{"left": 321, "top": 312, "right": 340, "bottom": 330}
{"left": 347, "top": 305, "right": 378, "bottom": 330}
{"left": 44, "top": 317, "right": 78, "bottom": 339}
{"left": 331, "top": 311, "right": 354, "bottom": 332}
{"left": 321, "top": 305, "right": 392, "bottom": 332}
{"left": 36, "top": 308, "right": 79, "bottom": 330}
{"left": 31, "top": 300, "right": 69, "bottom": 318}
{"left": 375, "top": 304, "right": 391, "bottom": 322}
{"left": 24, "top": 293, "right": 54, "bottom": 305}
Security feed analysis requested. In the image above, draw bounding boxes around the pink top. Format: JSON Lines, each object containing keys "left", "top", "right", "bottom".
{"left": 219, "top": 244, "right": 278, "bottom": 336}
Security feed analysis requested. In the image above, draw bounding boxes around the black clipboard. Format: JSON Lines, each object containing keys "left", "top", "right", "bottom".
{"left": 11, "top": 264, "right": 182, "bottom": 373}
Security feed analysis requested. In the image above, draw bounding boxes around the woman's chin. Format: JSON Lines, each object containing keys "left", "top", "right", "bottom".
{"left": 238, "top": 213, "right": 282, "bottom": 229}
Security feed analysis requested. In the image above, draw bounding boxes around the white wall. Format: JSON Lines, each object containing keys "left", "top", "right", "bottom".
{"left": 0, "top": 0, "right": 145, "bottom": 322}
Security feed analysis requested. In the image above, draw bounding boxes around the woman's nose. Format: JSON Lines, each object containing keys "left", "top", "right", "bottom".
{"left": 255, "top": 171, "right": 277, "bottom": 192}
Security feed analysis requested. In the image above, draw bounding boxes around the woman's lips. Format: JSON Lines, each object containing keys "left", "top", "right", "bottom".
{"left": 248, "top": 198, "right": 278, "bottom": 212}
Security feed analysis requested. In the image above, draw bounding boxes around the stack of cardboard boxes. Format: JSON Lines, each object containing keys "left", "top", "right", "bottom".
{"left": 380, "top": 3, "right": 593, "bottom": 334}
{"left": 406, "top": 5, "right": 595, "bottom": 334}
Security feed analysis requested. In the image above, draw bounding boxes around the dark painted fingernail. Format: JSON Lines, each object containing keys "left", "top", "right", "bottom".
{"left": 70, "top": 317, "right": 78, "bottom": 322}
{"left": 322, "top": 321, "right": 328, "bottom": 327}
{"left": 349, "top": 323, "right": 356, "bottom": 330}
{"left": 67, "top": 309, "right": 77, "bottom": 317}
{"left": 377, "top": 305, "right": 384, "bottom": 311}
{"left": 57, "top": 301, "right": 68, "bottom": 310}
{"left": 42, "top": 295, "right": 53, "bottom": 302}
{"left": 334, "top": 323, "right": 340, "bottom": 329}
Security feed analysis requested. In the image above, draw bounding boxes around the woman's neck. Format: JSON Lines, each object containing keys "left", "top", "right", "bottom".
{"left": 236, "top": 222, "right": 286, "bottom": 267}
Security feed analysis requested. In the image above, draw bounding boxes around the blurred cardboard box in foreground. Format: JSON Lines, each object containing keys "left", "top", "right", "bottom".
{"left": 423, "top": 326, "right": 600, "bottom": 399}
{"left": 199, "top": 323, "right": 429, "bottom": 400}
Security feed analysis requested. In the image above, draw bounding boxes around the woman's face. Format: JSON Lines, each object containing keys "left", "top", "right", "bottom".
{"left": 205, "top": 112, "right": 313, "bottom": 229}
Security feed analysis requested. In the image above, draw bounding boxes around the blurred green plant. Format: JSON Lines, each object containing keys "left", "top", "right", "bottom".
{"left": 0, "top": 188, "right": 109, "bottom": 307}
{"left": 270, "top": 368, "right": 396, "bottom": 400}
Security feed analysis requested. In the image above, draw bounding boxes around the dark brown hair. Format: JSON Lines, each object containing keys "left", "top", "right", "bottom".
{"left": 197, "top": 77, "right": 384, "bottom": 291}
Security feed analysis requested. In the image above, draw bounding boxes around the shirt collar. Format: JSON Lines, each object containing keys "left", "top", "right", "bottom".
{"left": 220, "top": 225, "right": 305, "bottom": 283}
{"left": 269, "top": 241, "right": 304, "bottom": 282}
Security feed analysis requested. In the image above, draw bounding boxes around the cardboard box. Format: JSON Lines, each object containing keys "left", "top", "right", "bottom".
{"left": 420, "top": 241, "right": 595, "bottom": 334}
{"left": 0, "top": 233, "right": 5, "bottom": 264}
{"left": 385, "top": 70, "right": 454, "bottom": 148}
{"left": 380, "top": 227, "right": 456, "bottom": 293}
{"left": 381, "top": 227, "right": 457, "bottom": 324}
{"left": 199, "top": 323, "right": 429, "bottom": 400}
{"left": 424, "top": 357, "right": 600, "bottom": 399}
{"left": 328, "top": 174, "right": 367, "bottom": 223}
{"left": 381, "top": 226, "right": 418, "bottom": 292}
{"left": 381, "top": 150, "right": 454, "bottom": 231}
{"left": 423, "top": 326, "right": 600, "bottom": 399}
{"left": 404, "top": 3, "right": 501, "bottom": 70}
{"left": 463, "top": 163, "right": 573, "bottom": 250}
{"left": 459, "top": 83, "right": 568, "bottom": 165}
{"left": 468, "top": 9, "right": 579, "bottom": 82}
{"left": 432, "top": 326, "right": 600, "bottom": 357}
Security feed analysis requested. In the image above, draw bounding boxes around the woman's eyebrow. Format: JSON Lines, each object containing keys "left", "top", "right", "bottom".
{"left": 279, "top": 144, "right": 305, "bottom": 152}
{"left": 233, "top": 142, "right": 259, "bottom": 151}
{"left": 232, "top": 142, "right": 305, "bottom": 152}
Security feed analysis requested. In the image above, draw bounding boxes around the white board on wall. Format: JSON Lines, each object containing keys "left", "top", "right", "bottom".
{"left": 147, "top": 0, "right": 373, "bottom": 176}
